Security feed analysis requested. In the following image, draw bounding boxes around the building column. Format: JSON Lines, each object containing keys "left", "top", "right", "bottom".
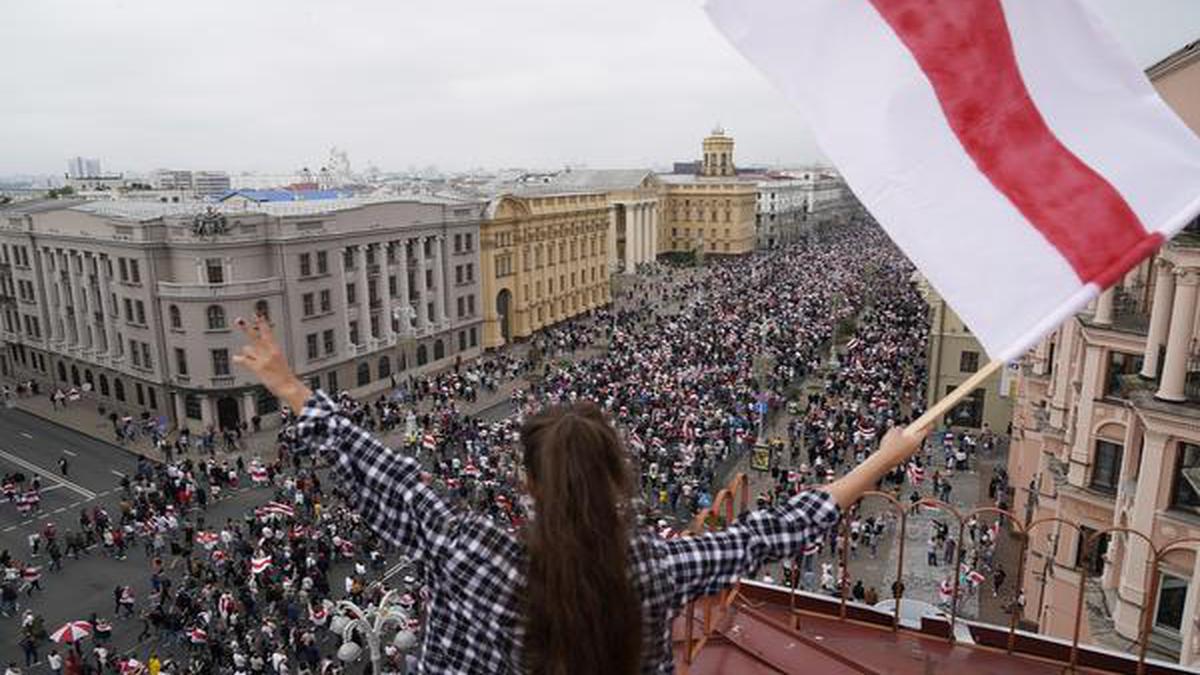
{"left": 1094, "top": 287, "right": 1115, "bottom": 325}
{"left": 39, "top": 249, "right": 61, "bottom": 344}
{"left": 241, "top": 391, "right": 256, "bottom": 424}
{"left": 1142, "top": 259, "right": 1176, "bottom": 379}
{"left": 99, "top": 255, "right": 118, "bottom": 359}
{"left": 397, "top": 240, "right": 413, "bottom": 335}
{"left": 606, "top": 207, "right": 618, "bottom": 272}
{"left": 334, "top": 246, "right": 353, "bottom": 350}
{"left": 199, "top": 394, "right": 214, "bottom": 429}
{"left": 380, "top": 242, "right": 394, "bottom": 345}
{"left": 1155, "top": 268, "right": 1200, "bottom": 402}
{"left": 416, "top": 238, "right": 430, "bottom": 332}
{"left": 623, "top": 205, "right": 635, "bottom": 271}
{"left": 54, "top": 252, "right": 71, "bottom": 345}
{"left": 1067, "top": 343, "right": 1104, "bottom": 485}
{"left": 66, "top": 251, "right": 89, "bottom": 350}
{"left": 649, "top": 203, "right": 658, "bottom": 262}
{"left": 356, "top": 245, "right": 370, "bottom": 344}
{"left": 1115, "top": 428, "right": 1170, "bottom": 638}
{"left": 634, "top": 204, "right": 645, "bottom": 265}
{"left": 434, "top": 235, "right": 448, "bottom": 327}
{"left": 84, "top": 254, "right": 101, "bottom": 352}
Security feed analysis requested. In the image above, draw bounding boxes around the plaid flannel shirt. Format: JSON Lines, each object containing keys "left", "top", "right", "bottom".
{"left": 297, "top": 390, "right": 840, "bottom": 674}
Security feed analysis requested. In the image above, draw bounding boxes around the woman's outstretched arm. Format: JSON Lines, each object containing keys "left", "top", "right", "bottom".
{"left": 232, "top": 316, "right": 453, "bottom": 553}
{"left": 664, "top": 426, "right": 926, "bottom": 604}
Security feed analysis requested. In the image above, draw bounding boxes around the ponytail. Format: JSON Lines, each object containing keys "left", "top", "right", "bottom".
{"left": 521, "top": 402, "right": 642, "bottom": 675}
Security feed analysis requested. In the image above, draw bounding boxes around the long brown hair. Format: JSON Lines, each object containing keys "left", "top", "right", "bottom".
{"left": 520, "top": 401, "right": 642, "bottom": 675}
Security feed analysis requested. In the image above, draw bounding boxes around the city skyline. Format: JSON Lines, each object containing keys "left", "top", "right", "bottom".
{"left": 2, "top": 0, "right": 1199, "bottom": 176}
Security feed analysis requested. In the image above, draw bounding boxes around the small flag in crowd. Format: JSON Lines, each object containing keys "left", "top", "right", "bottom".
{"left": 250, "top": 554, "right": 272, "bottom": 575}
{"left": 257, "top": 501, "right": 295, "bottom": 518}
{"left": 906, "top": 462, "right": 925, "bottom": 485}
{"left": 706, "top": 0, "right": 1200, "bottom": 361}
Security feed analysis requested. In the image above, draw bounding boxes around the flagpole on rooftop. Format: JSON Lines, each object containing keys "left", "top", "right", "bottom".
{"left": 905, "top": 359, "right": 1004, "bottom": 436}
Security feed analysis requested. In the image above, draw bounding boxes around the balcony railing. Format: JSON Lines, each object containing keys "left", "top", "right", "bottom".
{"left": 676, "top": 472, "right": 1200, "bottom": 675}
{"left": 157, "top": 277, "right": 283, "bottom": 299}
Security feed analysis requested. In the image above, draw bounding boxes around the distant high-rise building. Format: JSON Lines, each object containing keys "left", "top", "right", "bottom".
{"left": 66, "top": 157, "right": 102, "bottom": 179}
{"left": 151, "top": 169, "right": 194, "bottom": 191}
{"left": 193, "top": 171, "right": 231, "bottom": 197}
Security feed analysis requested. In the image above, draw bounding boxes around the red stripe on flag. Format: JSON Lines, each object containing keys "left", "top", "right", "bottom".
{"left": 869, "top": 0, "right": 1161, "bottom": 287}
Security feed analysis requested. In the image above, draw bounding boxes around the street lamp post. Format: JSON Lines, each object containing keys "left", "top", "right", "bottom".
{"left": 329, "top": 589, "right": 418, "bottom": 673}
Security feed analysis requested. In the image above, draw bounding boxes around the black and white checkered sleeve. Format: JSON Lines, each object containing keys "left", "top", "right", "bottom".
{"left": 295, "top": 390, "right": 454, "bottom": 554}
{"left": 662, "top": 489, "right": 840, "bottom": 605}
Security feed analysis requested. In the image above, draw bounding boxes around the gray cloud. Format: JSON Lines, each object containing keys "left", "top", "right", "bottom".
{"left": 1, "top": 0, "right": 1197, "bottom": 175}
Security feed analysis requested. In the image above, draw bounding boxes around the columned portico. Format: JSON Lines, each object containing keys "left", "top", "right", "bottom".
{"left": 1156, "top": 268, "right": 1200, "bottom": 401}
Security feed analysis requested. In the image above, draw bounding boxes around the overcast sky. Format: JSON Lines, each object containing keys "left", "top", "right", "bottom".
{"left": 2, "top": 0, "right": 1198, "bottom": 176}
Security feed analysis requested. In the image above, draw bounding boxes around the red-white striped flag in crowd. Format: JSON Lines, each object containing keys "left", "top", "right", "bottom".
{"left": 250, "top": 554, "right": 272, "bottom": 575}
{"left": 967, "top": 569, "right": 987, "bottom": 587}
{"left": 422, "top": 433, "right": 437, "bottom": 451}
{"left": 906, "top": 462, "right": 925, "bottom": 485}
{"left": 257, "top": 501, "right": 295, "bottom": 518}
{"left": 707, "top": 0, "right": 1200, "bottom": 361}
{"left": 195, "top": 531, "right": 219, "bottom": 548}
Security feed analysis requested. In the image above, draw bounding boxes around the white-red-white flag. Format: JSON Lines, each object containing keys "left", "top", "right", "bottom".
{"left": 706, "top": 0, "right": 1200, "bottom": 360}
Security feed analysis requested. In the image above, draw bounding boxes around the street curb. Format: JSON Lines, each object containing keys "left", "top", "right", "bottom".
{"left": 5, "top": 405, "right": 153, "bottom": 463}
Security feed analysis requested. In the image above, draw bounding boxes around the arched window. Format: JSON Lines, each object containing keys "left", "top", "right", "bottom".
{"left": 206, "top": 305, "right": 226, "bottom": 330}
{"left": 378, "top": 356, "right": 391, "bottom": 380}
{"left": 114, "top": 378, "right": 125, "bottom": 401}
{"left": 71, "top": 365, "right": 80, "bottom": 386}
{"left": 416, "top": 345, "right": 428, "bottom": 366}
{"left": 434, "top": 339, "right": 445, "bottom": 361}
{"left": 57, "top": 362, "right": 67, "bottom": 382}
{"left": 84, "top": 369, "right": 94, "bottom": 388}
{"left": 255, "top": 300, "right": 269, "bottom": 319}
{"left": 169, "top": 305, "right": 182, "bottom": 330}
{"left": 356, "top": 362, "right": 371, "bottom": 386}
{"left": 99, "top": 374, "right": 109, "bottom": 396}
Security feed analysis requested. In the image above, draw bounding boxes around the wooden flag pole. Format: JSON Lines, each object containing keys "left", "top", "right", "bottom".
{"left": 905, "top": 359, "right": 1005, "bottom": 437}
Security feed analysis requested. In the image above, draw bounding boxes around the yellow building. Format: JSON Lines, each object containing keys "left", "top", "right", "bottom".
{"left": 550, "top": 169, "right": 662, "bottom": 273}
{"left": 480, "top": 190, "right": 611, "bottom": 348}
{"left": 660, "top": 127, "right": 757, "bottom": 256}
{"left": 916, "top": 273, "right": 1015, "bottom": 433}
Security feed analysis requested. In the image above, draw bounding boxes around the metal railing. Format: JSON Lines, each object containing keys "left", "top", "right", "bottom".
{"left": 677, "top": 473, "right": 1200, "bottom": 675}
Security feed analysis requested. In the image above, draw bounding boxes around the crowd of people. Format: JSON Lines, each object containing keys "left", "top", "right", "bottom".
{"left": 1, "top": 221, "right": 1016, "bottom": 672}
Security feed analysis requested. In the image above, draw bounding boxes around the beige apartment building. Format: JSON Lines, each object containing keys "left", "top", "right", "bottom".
{"left": 661, "top": 128, "right": 757, "bottom": 256}
{"left": 479, "top": 190, "right": 611, "bottom": 349}
{"left": 0, "top": 197, "right": 484, "bottom": 430}
{"left": 1007, "top": 38, "right": 1200, "bottom": 667}
{"left": 917, "top": 275, "right": 1014, "bottom": 433}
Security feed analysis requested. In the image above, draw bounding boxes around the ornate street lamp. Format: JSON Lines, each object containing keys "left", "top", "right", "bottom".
{"left": 328, "top": 589, "right": 418, "bottom": 672}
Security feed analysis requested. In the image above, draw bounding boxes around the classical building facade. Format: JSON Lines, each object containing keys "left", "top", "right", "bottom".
{"left": 754, "top": 176, "right": 809, "bottom": 249}
{"left": 0, "top": 197, "right": 484, "bottom": 430}
{"left": 1006, "top": 40, "right": 1200, "bottom": 667}
{"left": 660, "top": 128, "right": 757, "bottom": 256}
{"left": 916, "top": 274, "right": 1014, "bottom": 433}
{"left": 479, "top": 190, "right": 611, "bottom": 349}
{"left": 549, "top": 169, "right": 661, "bottom": 272}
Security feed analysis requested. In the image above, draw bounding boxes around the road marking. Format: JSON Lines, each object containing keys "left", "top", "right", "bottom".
{"left": 53, "top": 507, "right": 67, "bottom": 514}
{"left": 110, "top": 470, "right": 125, "bottom": 477}
{"left": 62, "top": 449, "right": 77, "bottom": 457}
{"left": 2, "top": 525, "right": 14, "bottom": 532}
{"left": 21, "top": 519, "right": 33, "bottom": 526}
{"left": 42, "top": 484, "right": 67, "bottom": 493}
{"left": 0, "top": 447, "right": 96, "bottom": 499}
{"left": 19, "top": 432, "right": 32, "bottom": 439}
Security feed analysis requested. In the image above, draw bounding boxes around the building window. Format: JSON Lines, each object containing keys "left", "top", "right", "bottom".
{"left": 457, "top": 297, "right": 465, "bottom": 318}
{"left": 346, "top": 282, "right": 356, "bottom": 305}
{"left": 129, "top": 259, "right": 140, "bottom": 283}
{"left": 469, "top": 327, "right": 478, "bottom": 347}
{"left": 454, "top": 233, "right": 462, "bottom": 252}
{"left": 175, "top": 348, "right": 188, "bottom": 376}
{"left": 945, "top": 386, "right": 984, "bottom": 428}
{"left": 349, "top": 321, "right": 359, "bottom": 346}
{"left": 255, "top": 300, "right": 269, "bottom": 319}
{"left": 184, "top": 393, "right": 201, "bottom": 420}
{"left": 129, "top": 339, "right": 140, "bottom": 367}
{"left": 141, "top": 342, "right": 151, "bottom": 368}
{"left": 302, "top": 293, "right": 315, "bottom": 317}
{"left": 465, "top": 233, "right": 473, "bottom": 251}
{"left": 378, "top": 356, "right": 391, "bottom": 380}
{"left": 1104, "top": 351, "right": 1142, "bottom": 399}
{"left": 357, "top": 362, "right": 370, "bottom": 386}
{"left": 169, "top": 305, "right": 182, "bottom": 330}
{"left": 1090, "top": 440, "right": 1122, "bottom": 493}
{"left": 124, "top": 298, "right": 134, "bottom": 322}
{"left": 323, "top": 329, "right": 335, "bottom": 355}
{"left": 118, "top": 258, "right": 129, "bottom": 282}
{"left": 135, "top": 300, "right": 146, "bottom": 325}
{"left": 434, "top": 339, "right": 445, "bottom": 361}
{"left": 1155, "top": 573, "right": 1188, "bottom": 634}
{"left": 327, "top": 370, "right": 338, "bottom": 393}
{"left": 299, "top": 253, "right": 311, "bottom": 277}
{"left": 1074, "top": 526, "right": 1108, "bottom": 578}
{"left": 316, "top": 251, "right": 328, "bottom": 274}
{"left": 206, "top": 305, "right": 226, "bottom": 330}
{"left": 417, "top": 344, "right": 428, "bottom": 366}
{"left": 1171, "top": 442, "right": 1200, "bottom": 515}
{"left": 320, "top": 289, "right": 332, "bottom": 313}
{"left": 306, "top": 334, "right": 319, "bottom": 360}
{"left": 257, "top": 387, "right": 279, "bottom": 414}
{"left": 959, "top": 350, "right": 979, "bottom": 373}
{"left": 211, "top": 348, "right": 230, "bottom": 376}
{"left": 114, "top": 378, "right": 125, "bottom": 402}
{"left": 135, "top": 383, "right": 144, "bottom": 407}
{"left": 458, "top": 330, "right": 467, "bottom": 351}
{"left": 205, "top": 258, "right": 224, "bottom": 284}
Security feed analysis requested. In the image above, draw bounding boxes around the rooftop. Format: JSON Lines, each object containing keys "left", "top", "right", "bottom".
{"left": 549, "top": 169, "right": 655, "bottom": 191}
{"left": 64, "top": 195, "right": 479, "bottom": 222}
